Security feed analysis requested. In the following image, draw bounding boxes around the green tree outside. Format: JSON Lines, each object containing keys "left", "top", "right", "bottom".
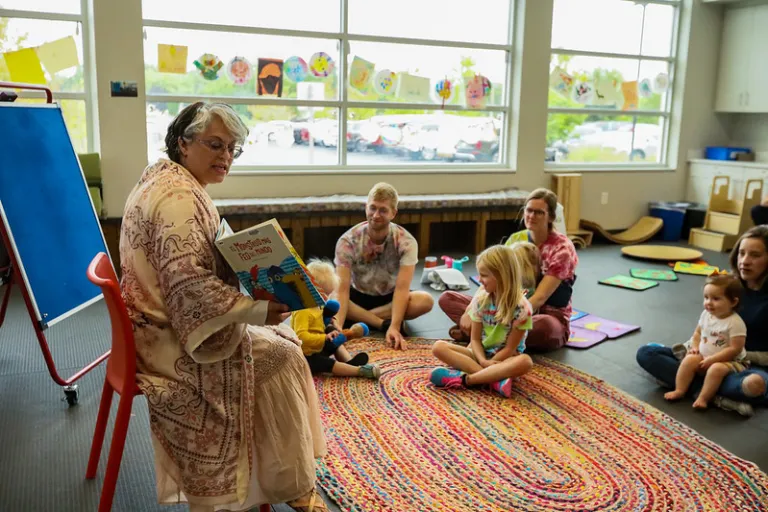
{"left": 548, "top": 54, "right": 665, "bottom": 162}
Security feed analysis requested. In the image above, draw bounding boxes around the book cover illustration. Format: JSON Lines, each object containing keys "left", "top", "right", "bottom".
{"left": 216, "top": 218, "right": 325, "bottom": 312}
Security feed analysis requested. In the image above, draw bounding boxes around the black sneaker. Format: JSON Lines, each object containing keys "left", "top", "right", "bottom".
{"left": 347, "top": 353, "right": 369, "bottom": 367}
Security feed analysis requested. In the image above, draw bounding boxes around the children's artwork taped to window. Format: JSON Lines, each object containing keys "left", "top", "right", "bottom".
{"left": 158, "top": 44, "right": 188, "bottom": 74}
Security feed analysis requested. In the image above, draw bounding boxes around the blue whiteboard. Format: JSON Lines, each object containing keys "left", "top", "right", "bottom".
{"left": 0, "top": 104, "right": 108, "bottom": 327}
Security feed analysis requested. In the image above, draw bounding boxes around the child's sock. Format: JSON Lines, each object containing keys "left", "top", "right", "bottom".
{"left": 359, "top": 364, "right": 381, "bottom": 379}
{"left": 347, "top": 353, "right": 369, "bottom": 367}
{"left": 343, "top": 322, "right": 370, "bottom": 340}
{"left": 490, "top": 378, "right": 513, "bottom": 398}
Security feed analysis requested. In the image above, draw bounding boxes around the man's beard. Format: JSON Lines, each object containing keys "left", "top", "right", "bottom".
{"left": 367, "top": 219, "right": 388, "bottom": 239}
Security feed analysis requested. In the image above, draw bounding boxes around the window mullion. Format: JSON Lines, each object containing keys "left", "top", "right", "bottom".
{"left": 339, "top": 0, "right": 349, "bottom": 166}
{"left": 80, "top": 0, "right": 95, "bottom": 153}
{"left": 503, "top": 0, "right": 517, "bottom": 168}
{"left": 0, "top": 9, "right": 82, "bottom": 23}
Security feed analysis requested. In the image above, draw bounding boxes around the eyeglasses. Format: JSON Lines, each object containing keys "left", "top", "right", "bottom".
{"left": 195, "top": 137, "right": 244, "bottom": 159}
{"left": 524, "top": 207, "right": 547, "bottom": 217}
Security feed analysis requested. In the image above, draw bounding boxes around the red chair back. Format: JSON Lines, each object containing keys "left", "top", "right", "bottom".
{"left": 86, "top": 252, "right": 136, "bottom": 396}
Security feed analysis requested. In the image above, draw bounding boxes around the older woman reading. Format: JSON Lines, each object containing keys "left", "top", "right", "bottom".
{"left": 119, "top": 102, "right": 327, "bottom": 512}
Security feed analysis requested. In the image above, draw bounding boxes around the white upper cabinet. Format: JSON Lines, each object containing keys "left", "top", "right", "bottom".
{"left": 715, "top": 5, "right": 768, "bottom": 113}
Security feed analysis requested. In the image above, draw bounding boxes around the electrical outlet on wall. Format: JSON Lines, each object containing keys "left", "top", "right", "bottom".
{"left": 601, "top": 192, "right": 609, "bottom": 205}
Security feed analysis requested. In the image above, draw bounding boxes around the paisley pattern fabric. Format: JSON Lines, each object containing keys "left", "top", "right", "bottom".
{"left": 120, "top": 159, "right": 325, "bottom": 509}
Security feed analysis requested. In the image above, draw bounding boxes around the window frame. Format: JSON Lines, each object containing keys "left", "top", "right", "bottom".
{"left": 545, "top": 0, "right": 682, "bottom": 171}
{"left": 0, "top": 0, "right": 95, "bottom": 153}
{"left": 142, "top": 1, "right": 517, "bottom": 173}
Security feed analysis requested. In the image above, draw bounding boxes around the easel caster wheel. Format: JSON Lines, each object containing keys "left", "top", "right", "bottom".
{"left": 63, "top": 385, "right": 79, "bottom": 406}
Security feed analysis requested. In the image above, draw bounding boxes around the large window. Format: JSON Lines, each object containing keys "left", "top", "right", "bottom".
{"left": 0, "top": 1, "right": 92, "bottom": 153}
{"left": 142, "top": 0, "right": 514, "bottom": 170}
{"left": 546, "top": 0, "right": 679, "bottom": 167}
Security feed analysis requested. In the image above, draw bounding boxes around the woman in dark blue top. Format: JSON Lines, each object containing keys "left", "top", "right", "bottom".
{"left": 752, "top": 195, "right": 768, "bottom": 226}
{"left": 637, "top": 225, "right": 768, "bottom": 416}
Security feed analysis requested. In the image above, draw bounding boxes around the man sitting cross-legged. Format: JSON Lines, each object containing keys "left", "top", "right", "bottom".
{"left": 334, "top": 182, "right": 434, "bottom": 350}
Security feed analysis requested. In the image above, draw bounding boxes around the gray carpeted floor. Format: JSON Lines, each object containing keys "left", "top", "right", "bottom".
{"left": 0, "top": 242, "right": 766, "bottom": 511}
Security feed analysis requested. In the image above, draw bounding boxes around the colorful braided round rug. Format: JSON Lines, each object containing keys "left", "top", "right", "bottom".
{"left": 315, "top": 338, "right": 768, "bottom": 512}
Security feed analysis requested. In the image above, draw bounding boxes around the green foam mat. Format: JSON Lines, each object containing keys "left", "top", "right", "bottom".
{"left": 599, "top": 274, "right": 659, "bottom": 291}
{"left": 629, "top": 268, "right": 678, "bottom": 281}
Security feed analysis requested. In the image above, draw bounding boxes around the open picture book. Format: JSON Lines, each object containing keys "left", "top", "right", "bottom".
{"left": 215, "top": 218, "right": 326, "bottom": 312}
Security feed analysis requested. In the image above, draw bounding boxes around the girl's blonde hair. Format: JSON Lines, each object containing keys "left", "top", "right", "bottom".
{"left": 307, "top": 259, "right": 339, "bottom": 292}
{"left": 476, "top": 245, "right": 524, "bottom": 326}
{"left": 507, "top": 241, "right": 540, "bottom": 290}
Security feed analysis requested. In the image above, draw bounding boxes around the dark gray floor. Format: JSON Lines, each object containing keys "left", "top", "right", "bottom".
{"left": 0, "top": 242, "right": 765, "bottom": 511}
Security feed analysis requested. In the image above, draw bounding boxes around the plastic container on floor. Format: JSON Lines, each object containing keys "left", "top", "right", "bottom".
{"left": 681, "top": 203, "right": 707, "bottom": 239}
{"left": 648, "top": 202, "right": 686, "bottom": 241}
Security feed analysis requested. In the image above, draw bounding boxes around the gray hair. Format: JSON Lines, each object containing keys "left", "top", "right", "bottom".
{"left": 164, "top": 102, "right": 249, "bottom": 163}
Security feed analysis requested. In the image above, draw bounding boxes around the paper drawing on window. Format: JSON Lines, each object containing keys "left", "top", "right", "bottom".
{"left": 592, "top": 78, "right": 622, "bottom": 107}
{"left": 284, "top": 56, "right": 308, "bottom": 83}
{"left": 257, "top": 58, "right": 284, "bottom": 96}
{"left": 309, "top": 52, "right": 335, "bottom": 78}
{"left": 373, "top": 69, "right": 396, "bottom": 96}
{"left": 37, "top": 36, "right": 80, "bottom": 74}
{"left": 434, "top": 78, "right": 454, "bottom": 107}
{"left": 465, "top": 74, "right": 491, "bottom": 109}
{"left": 571, "top": 80, "right": 593, "bottom": 105}
{"left": 653, "top": 72, "right": 669, "bottom": 93}
{"left": 638, "top": 78, "right": 653, "bottom": 98}
{"left": 3, "top": 48, "right": 47, "bottom": 85}
{"left": 549, "top": 66, "right": 573, "bottom": 97}
{"left": 349, "top": 56, "right": 375, "bottom": 94}
{"left": 227, "top": 56, "right": 252, "bottom": 85}
{"left": 193, "top": 53, "right": 223, "bottom": 80}
{"left": 396, "top": 73, "right": 430, "bottom": 103}
{"left": 621, "top": 81, "right": 638, "bottom": 110}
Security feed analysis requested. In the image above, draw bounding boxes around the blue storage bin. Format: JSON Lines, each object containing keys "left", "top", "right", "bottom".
{"left": 705, "top": 146, "right": 751, "bottom": 161}
{"left": 648, "top": 202, "right": 686, "bottom": 241}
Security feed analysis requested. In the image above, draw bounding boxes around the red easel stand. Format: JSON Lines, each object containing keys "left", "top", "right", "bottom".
{"left": 0, "top": 82, "right": 110, "bottom": 405}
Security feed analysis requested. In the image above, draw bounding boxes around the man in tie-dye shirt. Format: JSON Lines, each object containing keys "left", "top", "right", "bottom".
{"left": 334, "top": 183, "right": 434, "bottom": 350}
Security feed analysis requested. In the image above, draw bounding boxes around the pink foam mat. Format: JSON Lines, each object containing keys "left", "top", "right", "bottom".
{"left": 571, "top": 314, "right": 640, "bottom": 339}
{"left": 566, "top": 327, "right": 608, "bottom": 349}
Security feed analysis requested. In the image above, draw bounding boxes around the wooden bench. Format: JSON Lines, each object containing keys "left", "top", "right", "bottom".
{"left": 213, "top": 189, "right": 528, "bottom": 259}
{"left": 101, "top": 189, "right": 528, "bottom": 268}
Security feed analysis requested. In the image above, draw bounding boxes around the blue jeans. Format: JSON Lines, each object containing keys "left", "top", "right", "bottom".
{"left": 636, "top": 344, "right": 768, "bottom": 405}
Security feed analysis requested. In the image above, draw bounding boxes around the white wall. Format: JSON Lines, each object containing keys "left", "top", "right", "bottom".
{"left": 727, "top": 114, "right": 768, "bottom": 151}
{"left": 90, "top": 0, "right": 147, "bottom": 218}
{"left": 90, "top": 0, "right": 730, "bottom": 229}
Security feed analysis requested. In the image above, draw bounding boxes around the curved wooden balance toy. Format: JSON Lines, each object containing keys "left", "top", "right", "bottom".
{"left": 581, "top": 216, "right": 663, "bottom": 245}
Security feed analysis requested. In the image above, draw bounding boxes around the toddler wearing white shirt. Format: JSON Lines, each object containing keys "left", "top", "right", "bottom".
{"left": 665, "top": 273, "right": 748, "bottom": 409}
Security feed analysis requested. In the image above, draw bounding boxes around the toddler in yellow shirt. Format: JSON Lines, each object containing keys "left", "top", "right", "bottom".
{"left": 292, "top": 259, "right": 380, "bottom": 379}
